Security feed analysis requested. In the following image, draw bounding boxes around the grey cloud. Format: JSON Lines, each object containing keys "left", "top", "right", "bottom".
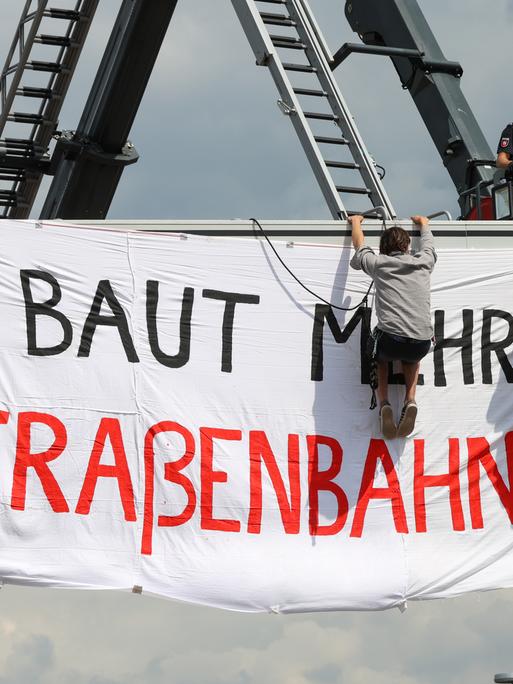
{"left": 0, "top": 587, "right": 511, "bottom": 684}
{"left": 0, "top": 634, "right": 54, "bottom": 684}
{"left": 306, "top": 663, "right": 342, "bottom": 682}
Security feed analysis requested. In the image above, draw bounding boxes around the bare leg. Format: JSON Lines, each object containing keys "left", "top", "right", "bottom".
{"left": 401, "top": 361, "right": 420, "bottom": 403}
{"left": 377, "top": 361, "right": 389, "bottom": 405}
{"left": 397, "top": 361, "right": 420, "bottom": 437}
{"left": 377, "top": 360, "right": 396, "bottom": 438}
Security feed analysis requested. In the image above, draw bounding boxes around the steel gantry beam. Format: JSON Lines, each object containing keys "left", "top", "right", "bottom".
{"left": 40, "top": 0, "right": 179, "bottom": 220}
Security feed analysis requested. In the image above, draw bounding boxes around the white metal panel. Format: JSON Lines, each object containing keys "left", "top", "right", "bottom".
{"left": 67, "top": 219, "right": 513, "bottom": 250}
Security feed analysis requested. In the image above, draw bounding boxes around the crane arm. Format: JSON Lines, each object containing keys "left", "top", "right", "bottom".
{"left": 342, "top": 0, "right": 494, "bottom": 216}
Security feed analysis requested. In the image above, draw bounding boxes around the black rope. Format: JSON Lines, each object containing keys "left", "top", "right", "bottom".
{"left": 251, "top": 216, "right": 388, "bottom": 410}
{"left": 251, "top": 217, "right": 380, "bottom": 311}
{"left": 375, "top": 164, "right": 386, "bottom": 180}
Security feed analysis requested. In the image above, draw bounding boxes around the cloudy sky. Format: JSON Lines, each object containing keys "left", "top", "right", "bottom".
{"left": 1, "top": 1, "right": 513, "bottom": 683}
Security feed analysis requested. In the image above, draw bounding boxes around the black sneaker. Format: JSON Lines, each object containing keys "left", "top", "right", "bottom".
{"left": 380, "top": 401, "right": 396, "bottom": 440}
{"left": 397, "top": 400, "right": 418, "bottom": 438}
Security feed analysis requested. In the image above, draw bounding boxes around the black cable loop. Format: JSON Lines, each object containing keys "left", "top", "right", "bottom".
{"left": 375, "top": 164, "right": 386, "bottom": 180}
{"left": 250, "top": 217, "right": 386, "bottom": 312}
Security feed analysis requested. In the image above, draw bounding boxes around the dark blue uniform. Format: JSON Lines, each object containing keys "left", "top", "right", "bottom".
{"left": 498, "top": 123, "right": 513, "bottom": 157}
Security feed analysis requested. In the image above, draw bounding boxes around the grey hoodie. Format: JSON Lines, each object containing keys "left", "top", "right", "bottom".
{"left": 350, "top": 228, "right": 437, "bottom": 340}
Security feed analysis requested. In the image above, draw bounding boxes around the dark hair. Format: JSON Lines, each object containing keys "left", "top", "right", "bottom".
{"left": 379, "top": 226, "right": 410, "bottom": 255}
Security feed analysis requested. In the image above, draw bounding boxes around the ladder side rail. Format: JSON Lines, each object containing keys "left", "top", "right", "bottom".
{"left": 29, "top": 0, "right": 82, "bottom": 143}
{"left": 0, "top": 0, "right": 35, "bottom": 111}
{"left": 27, "top": 0, "right": 100, "bottom": 147}
{"left": 0, "top": 1, "right": 49, "bottom": 134}
{"left": 267, "top": 58, "right": 349, "bottom": 219}
{"left": 232, "top": 0, "right": 348, "bottom": 219}
{"left": 289, "top": 0, "right": 396, "bottom": 219}
{"left": 294, "top": 0, "right": 333, "bottom": 64}
{"left": 232, "top": 0, "right": 275, "bottom": 65}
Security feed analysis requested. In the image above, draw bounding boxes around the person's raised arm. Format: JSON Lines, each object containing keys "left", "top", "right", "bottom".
{"left": 348, "top": 214, "right": 365, "bottom": 250}
{"left": 411, "top": 215, "right": 436, "bottom": 268}
{"left": 349, "top": 214, "right": 378, "bottom": 276}
{"left": 411, "top": 215, "right": 430, "bottom": 231}
{"left": 497, "top": 152, "right": 513, "bottom": 170}
{"left": 411, "top": 215, "right": 432, "bottom": 245}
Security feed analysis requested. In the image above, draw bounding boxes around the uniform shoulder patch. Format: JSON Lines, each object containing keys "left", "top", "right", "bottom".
{"left": 501, "top": 137, "right": 510, "bottom": 148}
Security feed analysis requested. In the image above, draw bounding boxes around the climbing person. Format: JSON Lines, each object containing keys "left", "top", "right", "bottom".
{"left": 348, "top": 214, "right": 436, "bottom": 439}
{"left": 497, "top": 123, "right": 513, "bottom": 176}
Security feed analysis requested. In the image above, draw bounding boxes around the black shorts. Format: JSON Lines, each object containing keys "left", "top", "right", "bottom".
{"left": 376, "top": 330, "right": 431, "bottom": 364}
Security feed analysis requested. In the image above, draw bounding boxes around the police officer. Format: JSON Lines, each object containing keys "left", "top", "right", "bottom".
{"left": 497, "top": 123, "right": 513, "bottom": 178}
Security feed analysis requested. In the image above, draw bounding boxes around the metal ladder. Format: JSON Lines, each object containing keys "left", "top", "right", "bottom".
{"left": 231, "top": 0, "right": 396, "bottom": 219}
{"left": 0, "top": 0, "right": 99, "bottom": 219}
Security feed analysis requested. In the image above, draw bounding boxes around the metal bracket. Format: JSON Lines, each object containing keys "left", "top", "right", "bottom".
{"left": 427, "top": 210, "right": 452, "bottom": 221}
{"left": 256, "top": 51, "right": 272, "bottom": 67}
{"left": 331, "top": 42, "right": 463, "bottom": 79}
{"left": 277, "top": 99, "right": 296, "bottom": 116}
{"left": 49, "top": 131, "right": 139, "bottom": 173}
{"left": 362, "top": 205, "right": 387, "bottom": 219}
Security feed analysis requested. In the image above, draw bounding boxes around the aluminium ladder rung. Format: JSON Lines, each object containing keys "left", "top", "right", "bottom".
{"left": 1, "top": 138, "right": 42, "bottom": 150}
{"left": 0, "top": 149, "right": 38, "bottom": 156}
{"left": 0, "top": 145, "right": 36, "bottom": 157}
{"left": 336, "top": 185, "right": 371, "bottom": 195}
{"left": 8, "top": 112, "right": 49, "bottom": 125}
{"left": 304, "top": 111, "right": 338, "bottom": 121}
{"left": 271, "top": 39, "right": 306, "bottom": 50}
{"left": 283, "top": 63, "right": 316, "bottom": 73}
{"left": 256, "top": 0, "right": 287, "bottom": 4}
{"left": 260, "top": 12, "right": 296, "bottom": 26}
{"left": 44, "top": 8, "right": 81, "bottom": 21}
{"left": 315, "top": 135, "right": 350, "bottom": 145}
{"left": 259, "top": 11, "right": 291, "bottom": 18}
{"left": 16, "top": 86, "right": 54, "bottom": 99}
{"left": 26, "top": 60, "right": 63, "bottom": 73}
{"left": 0, "top": 172, "right": 23, "bottom": 182}
{"left": 35, "top": 34, "right": 73, "bottom": 47}
{"left": 0, "top": 150, "right": 34, "bottom": 158}
{"left": 347, "top": 209, "right": 380, "bottom": 217}
{"left": 294, "top": 87, "right": 327, "bottom": 97}
{"left": 270, "top": 34, "right": 305, "bottom": 45}
{"left": 0, "top": 164, "right": 24, "bottom": 173}
{"left": 0, "top": 191, "right": 17, "bottom": 204}
{"left": 269, "top": 34, "right": 302, "bottom": 42}
{"left": 326, "top": 160, "right": 360, "bottom": 169}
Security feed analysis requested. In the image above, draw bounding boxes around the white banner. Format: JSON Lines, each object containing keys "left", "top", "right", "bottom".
{"left": 0, "top": 220, "right": 512, "bottom": 612}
